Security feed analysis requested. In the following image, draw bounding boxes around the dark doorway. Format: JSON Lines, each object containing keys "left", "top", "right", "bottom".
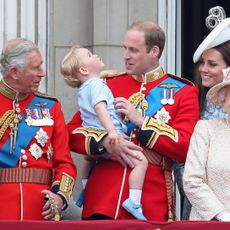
{"left": 181, "top": 0, "right": 230, "bottom": 82}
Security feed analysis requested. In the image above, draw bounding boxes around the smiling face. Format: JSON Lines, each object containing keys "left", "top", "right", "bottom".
{"left": 15, "top": 50, "right": 45, "bottom": 93}
{"left": 198, "top": 48, "right": 228, "bottom": 88}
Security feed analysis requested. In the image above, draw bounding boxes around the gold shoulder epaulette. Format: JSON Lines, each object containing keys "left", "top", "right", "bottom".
{"left": 35, "top": 91, "right": 58, "bottom": 101}
{"left": 168, "top": 74, "right": 195, "bottom": 86}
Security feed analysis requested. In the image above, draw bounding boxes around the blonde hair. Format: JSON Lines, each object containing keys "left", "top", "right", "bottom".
{"left": 60, "top": 45, "right": 82, "bottom": 88}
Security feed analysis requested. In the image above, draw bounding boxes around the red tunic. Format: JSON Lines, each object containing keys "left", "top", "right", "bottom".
{"left": 68, "top": 72, "right": 199, "bottom": 221}
{"left": 0, "top": 92, "right": 77, "bottom": 220}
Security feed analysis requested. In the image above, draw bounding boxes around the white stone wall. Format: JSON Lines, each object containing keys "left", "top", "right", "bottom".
{"left": 49, "top": 0, "right": 158, "bottom": 122}
{"left": 1, "top": 0, "right": 181, "bottom": 220}
{"left": 48, "top": 0, "right": 159, "bottom": 219}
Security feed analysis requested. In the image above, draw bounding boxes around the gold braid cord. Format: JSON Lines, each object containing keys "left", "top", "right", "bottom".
{"left": 0, "top": 110, "right": 15, "bottom": 139}
{"left": 143, "top": 149, "right": 175, "bottom": 221}
{"left": 164, "top": 169, "right": 175, "bottom": 221}
{"left": 0, "top": 110, "right": 21, "bottom": 153}
{"left": 124, "top": 92, "right": 148, "bottom": 123}
{"left": 45, "top": 194, "right": 61, "bottom": 221}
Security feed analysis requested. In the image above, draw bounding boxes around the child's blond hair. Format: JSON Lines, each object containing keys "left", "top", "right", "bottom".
{"left": 60, "top": 45, "right": 82, "bottom": 88}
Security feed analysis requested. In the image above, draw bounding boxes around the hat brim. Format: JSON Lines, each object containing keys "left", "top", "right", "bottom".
{"left": 207, "top": 81, "right": 230, "bottom": 105}
{"left": 193, "top": 18, "right": 230, "bottom": 63}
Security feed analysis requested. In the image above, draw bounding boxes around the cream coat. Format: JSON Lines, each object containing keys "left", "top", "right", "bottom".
{"left": 183, "top": 119, "right": 230, "bottom": 220}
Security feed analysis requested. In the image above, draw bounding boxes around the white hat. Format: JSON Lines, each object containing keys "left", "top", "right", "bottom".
{"left": 193, "top": 18, "right": 230, "bottom": 63}
{"left": 207, "top": 67, "right": 230, "bottom": 105}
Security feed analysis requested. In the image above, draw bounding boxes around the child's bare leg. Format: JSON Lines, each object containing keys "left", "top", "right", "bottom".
{"left": 128, "top": 151, "right": 148, "bottom": 204}
{"left": 81, "top": 157, "right": 97, "bottom": 186}
{"left": 81, "top": 158, "right": 94, "bottom": 179}
{"left": 129, "top": 150, "right": 148, "bottom": 190}
{"left": 76, "top": 158, "right": 95, "bottom": 207}
{"left": 122, "top": 150, "right": 148, "bottom": 220}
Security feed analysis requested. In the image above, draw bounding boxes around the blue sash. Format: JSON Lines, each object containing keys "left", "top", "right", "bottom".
{"left": 127, "top": 77, "right": 186, "bottom": 134}
{"left": 0, "top": 96, "right": 55, "bottom": 168}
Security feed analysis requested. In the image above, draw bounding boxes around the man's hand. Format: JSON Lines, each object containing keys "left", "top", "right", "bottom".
{"left": 114, "top": 97, "right": 145, "bottom": 127}
{"left": 100, "top": 135, "right": 143, "bottom": 168}
{"left": 41, "top": 190, "right": 63, "bottom": 220}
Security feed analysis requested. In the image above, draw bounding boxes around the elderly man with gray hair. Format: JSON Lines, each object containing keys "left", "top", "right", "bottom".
{"left": 0, "top": 38, "right": 76, "bottom": 220}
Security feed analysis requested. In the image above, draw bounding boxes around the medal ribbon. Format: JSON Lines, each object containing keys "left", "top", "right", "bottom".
{"left": 126, "top": 76, "right": 186, "bottom": 134}
{"left": 0, "top": 96, "right": 55, "bottom": 168}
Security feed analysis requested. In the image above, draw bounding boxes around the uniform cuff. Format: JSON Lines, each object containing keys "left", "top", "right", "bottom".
{"left": 137, "top": 116, "right": 178, "bottom": 148}
{"left": 56, "top": 173, "right": 75, "bottom": 210}
{"left": 72, "top": 127, "right": 108, "bottom": 155}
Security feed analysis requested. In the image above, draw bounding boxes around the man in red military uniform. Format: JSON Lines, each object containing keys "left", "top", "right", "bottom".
{"left": 68, "top": 21, "right": 199, "bottom": 221}
{"left": 0, "top": 38, "right": 76, "bottom": 220}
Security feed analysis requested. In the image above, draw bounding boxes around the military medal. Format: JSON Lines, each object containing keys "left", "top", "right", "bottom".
{"left": 25, "top": 109, "right": 33, "bottom": 125}
{"left": 41, "top": 108, "right": 54, "bottom": 126}
{"left": 26, "top": 117, "right": 33, "bottom": 125}
{"left": 159, "top": 83, "right": 179, "bottom": 106}
{"left": 167, "top": 89, "right": 175, "bottom": 105}
{"left": 161, "top": 98, "right": 168, "bottom": 105}
{"left": 161, "top": 89, "right": 168, "bottom": 105}
{"left": 25, "top": 108, "right": 54, "bottom": 126}
{"left": 168, "top": 98, "right": 174, "bottom": 105}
